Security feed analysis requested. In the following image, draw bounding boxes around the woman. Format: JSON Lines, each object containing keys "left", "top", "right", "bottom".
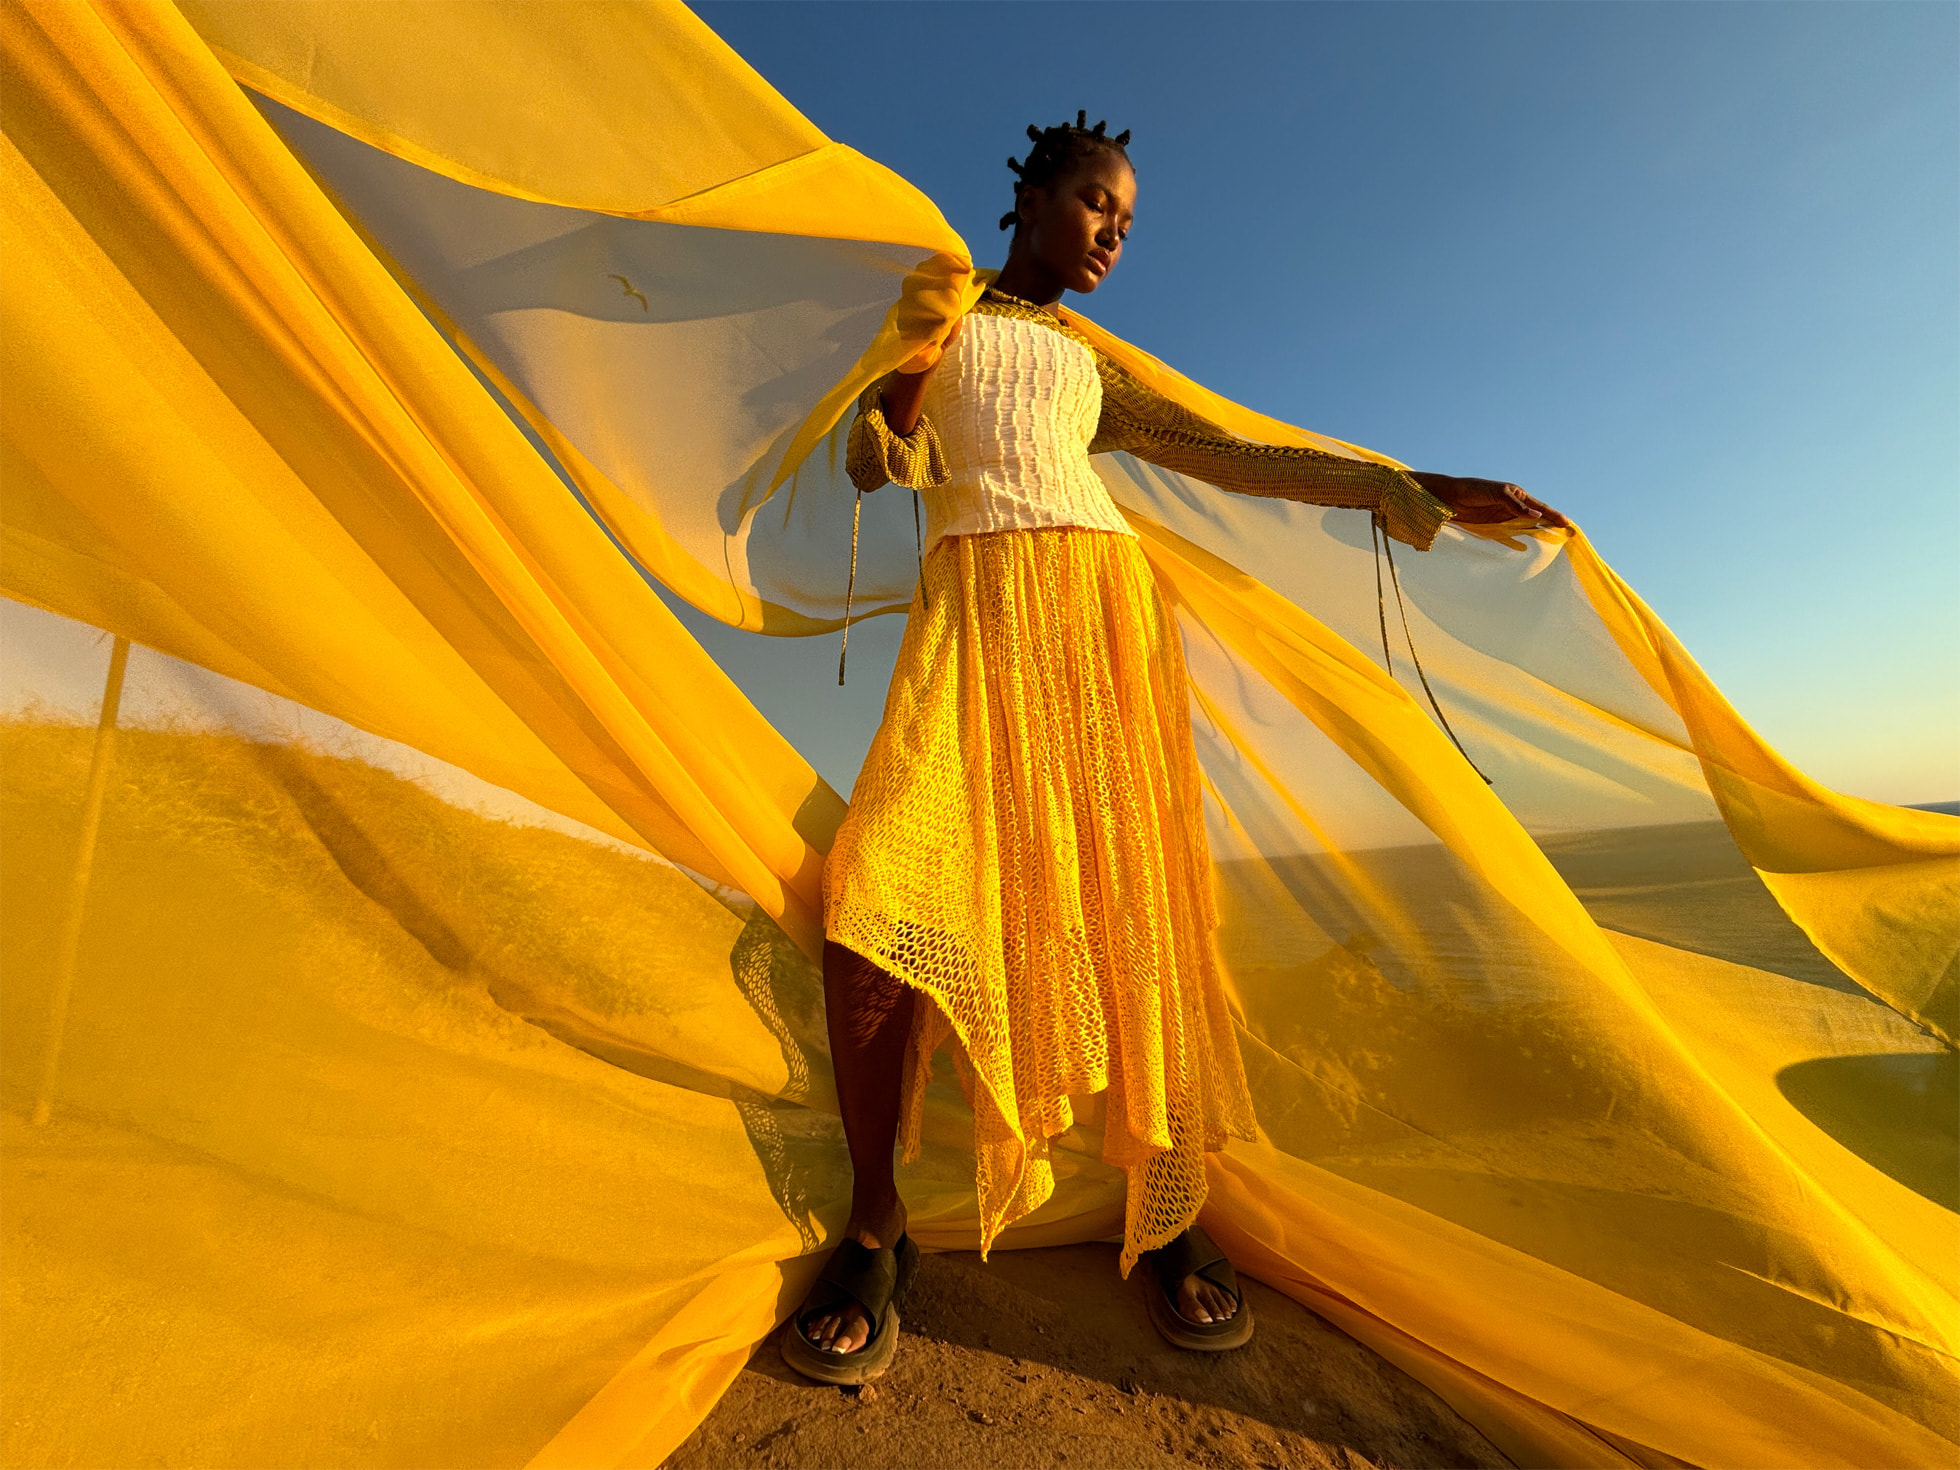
{"left": 782, "top": 113, "right": 1568, "bottom": 1385}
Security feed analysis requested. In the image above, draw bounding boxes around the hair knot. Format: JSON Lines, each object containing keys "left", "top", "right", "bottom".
{"left": 999, "top": 113, "right": 1134, "bottom": 235}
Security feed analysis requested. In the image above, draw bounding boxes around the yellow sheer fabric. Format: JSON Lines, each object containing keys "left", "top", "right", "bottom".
{"left": 825, "top": 528, "right": 1258, "bottom": 1276}
{"left": 3, "top": 4, "right": 1955, "bottom": 1469}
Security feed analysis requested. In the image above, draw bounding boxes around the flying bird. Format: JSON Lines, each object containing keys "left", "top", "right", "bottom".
{"left": 608, "top": 273, "right": 648, "bottom": 312}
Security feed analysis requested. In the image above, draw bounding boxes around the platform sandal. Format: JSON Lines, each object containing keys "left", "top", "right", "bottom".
{"left": 778, "top": 1232, "right": 921, "bottom": 1385}
{"left": 1142, "top": 1223, "right": 1255, "bottom": 1351}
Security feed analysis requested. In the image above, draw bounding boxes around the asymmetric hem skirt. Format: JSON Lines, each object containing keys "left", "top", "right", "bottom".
{"left": 822, "top": 525, "right": 1258, "bottom": 1276}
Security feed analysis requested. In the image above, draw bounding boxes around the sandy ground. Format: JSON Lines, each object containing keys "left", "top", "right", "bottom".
{"left": 662, "top": 1243, "right": 1510, "bottom": 1470}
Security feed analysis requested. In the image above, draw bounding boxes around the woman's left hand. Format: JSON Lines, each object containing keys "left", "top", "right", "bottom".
{"left": 1409, "top": 472, "right": 1571, "bottom": 529}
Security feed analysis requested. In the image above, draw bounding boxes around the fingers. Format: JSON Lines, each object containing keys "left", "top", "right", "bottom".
{"left": 1517, "top": 497, "right": 1571, "bottom": 529}
{"left": 1498, "top": 484, "right": 1572, "bottom": 530}
{"left": 1424, "top": 476, "right": 1565, "bottom": 528}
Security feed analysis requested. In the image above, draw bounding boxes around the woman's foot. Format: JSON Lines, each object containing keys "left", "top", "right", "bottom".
{"left": 1143, "top": 1225, "right": 1254, "bottom": 1351}
{"left": 801, "top": 1196, "right": 908, "bottom": 1355}
{"left": 1174, "top": 1267, "right": 1240, "bottom": 1326}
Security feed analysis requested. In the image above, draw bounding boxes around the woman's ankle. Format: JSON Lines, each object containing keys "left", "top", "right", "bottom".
{"left": 844, "top": 1193, "right": 907, "bottom": 1249}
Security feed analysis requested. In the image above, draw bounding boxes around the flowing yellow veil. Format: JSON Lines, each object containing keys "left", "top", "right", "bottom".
{"left": 2, "top": 4, "right": 1953, "bottom": 1467}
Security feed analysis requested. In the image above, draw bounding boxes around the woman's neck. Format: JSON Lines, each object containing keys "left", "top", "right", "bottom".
{"left": 989, "top": 254, "right": 1064, "bottom": 311}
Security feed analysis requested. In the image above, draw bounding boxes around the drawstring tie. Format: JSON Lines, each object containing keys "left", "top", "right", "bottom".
{"left": 913, "top": 490, "right": 927, "bottom": 611}
{"left": 838, "top": 489, "right": 928, "bottom": 686}
{"left": 1372, "top": 511, "right": 1492, "bottom": 784}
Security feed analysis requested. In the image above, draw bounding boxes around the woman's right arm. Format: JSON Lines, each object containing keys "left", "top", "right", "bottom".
{"left": 879, "top": 364, "right": 936, "bottom": 437}
{"left": 845, "top": 361, "right": 952, "bottom": 494}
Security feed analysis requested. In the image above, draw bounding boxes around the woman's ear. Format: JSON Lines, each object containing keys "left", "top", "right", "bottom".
{"left": 1017, "top": 183, "right": 1043, "bottom": 233}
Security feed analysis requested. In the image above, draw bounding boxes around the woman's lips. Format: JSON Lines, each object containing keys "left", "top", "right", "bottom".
{"left": 1087, "top": 253, "right": 1111, "bottom": 277}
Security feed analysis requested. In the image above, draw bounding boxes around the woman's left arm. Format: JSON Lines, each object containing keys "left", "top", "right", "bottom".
{"left": 1091, "top": 355, "right": 1568, "bottom": 546}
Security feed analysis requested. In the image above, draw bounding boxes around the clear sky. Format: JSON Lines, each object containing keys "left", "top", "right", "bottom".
{"left": 678, "top": 0, "right": 1957, "bottom": 805}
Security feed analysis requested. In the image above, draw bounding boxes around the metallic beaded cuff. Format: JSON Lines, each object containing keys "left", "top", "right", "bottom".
{"left": 1376, "top": 471, "right": 1454, "bottom": 553}
{"left": 845, "top": 382, "right": 950, "bottom": 493}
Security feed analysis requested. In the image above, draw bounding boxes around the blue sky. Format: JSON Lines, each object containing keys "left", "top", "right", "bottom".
{"left": 682, "top": 0, "right": 1956, "bottom": 804}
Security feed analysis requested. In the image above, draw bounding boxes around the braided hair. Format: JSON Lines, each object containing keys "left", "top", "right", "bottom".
{"left": 1000, "top": 111, "right": 1133, "bottom": 232}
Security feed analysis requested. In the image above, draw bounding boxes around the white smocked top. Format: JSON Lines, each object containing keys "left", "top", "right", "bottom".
{"left": 912, "top": 309, "right": 1136, "bottom": 555}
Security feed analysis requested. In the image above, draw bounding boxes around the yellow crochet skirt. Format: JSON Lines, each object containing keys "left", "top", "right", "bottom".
{"left": 823, "top": 525, "right": 1258, "bottom": 1277}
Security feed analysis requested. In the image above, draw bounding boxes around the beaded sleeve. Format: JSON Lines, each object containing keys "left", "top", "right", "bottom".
{"left": 845, "top": 380, "right": 950, "bottom": 493}
{"left": 1088, "top": 357, "right": 1453, "bottom": 551}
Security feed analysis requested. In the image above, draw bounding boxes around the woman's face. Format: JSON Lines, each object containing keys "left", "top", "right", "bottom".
{"left": 1019, "top": 151, "right": 1136, "bottom": 294}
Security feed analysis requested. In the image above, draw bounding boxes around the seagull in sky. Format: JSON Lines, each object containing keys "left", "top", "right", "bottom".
{"left": 608, "top": 274, "right": 649, "bottom": 312}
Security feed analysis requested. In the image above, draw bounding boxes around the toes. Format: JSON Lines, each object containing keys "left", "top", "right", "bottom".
{"left": 808, "top": 1308, "right": 869, "bottom": 1354}
{"left": 1174, "top": 1275, "right": 1241, "bottom": 1326}
{"left": 836, "top": 1311, "right": 869, "bottom": 1354}
{"left": 1176, "top": 1279, "right": 1213, "bottom": 1324}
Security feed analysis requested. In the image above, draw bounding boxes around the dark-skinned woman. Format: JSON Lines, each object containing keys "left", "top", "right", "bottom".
{"left": 781, "top": 113, "right": 1568, "bottom": 1386}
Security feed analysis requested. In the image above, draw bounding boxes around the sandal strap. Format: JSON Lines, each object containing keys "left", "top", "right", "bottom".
{"left": 1152, "top": 1224, "right": 1242, "bottom": 1306}
{"left": 797, "top": 1238, "right": 899, "bottom": 1334}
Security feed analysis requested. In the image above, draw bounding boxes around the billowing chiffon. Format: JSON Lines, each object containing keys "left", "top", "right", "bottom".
{"left": 5, "top": 5, "right": 1955, "bottom": 1468}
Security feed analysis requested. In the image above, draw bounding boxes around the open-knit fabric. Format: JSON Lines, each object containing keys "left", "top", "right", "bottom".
{"left": 824, "top": 527, "right": 1259, "bottom": 1276}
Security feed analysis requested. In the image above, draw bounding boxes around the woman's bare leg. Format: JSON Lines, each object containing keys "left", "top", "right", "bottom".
{"left": 808, "top": 943, "right": 1233, "bottom": 1339}
{"left": 803, "top": 940, "right": 913, "bottom": 1354}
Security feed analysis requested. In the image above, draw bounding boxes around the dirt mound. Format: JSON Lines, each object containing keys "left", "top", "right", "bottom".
{"left": 663, "top": 1243, "right": 1509, "bottom": 1469}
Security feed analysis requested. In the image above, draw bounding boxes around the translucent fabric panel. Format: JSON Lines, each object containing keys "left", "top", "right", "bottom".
{"left": 0, "top": 600, "right": 832, "bottom": 1467}
{"left": 1101, "top": 454, "right": 1714, "bottom": 833}
{"left": 0, "top": 599, "right": 1142, "bottom": 1467}
{"left": 1149, "top": 545, "right": 1958, "bottom": 1466}
{"left": 178, "top": 0, "right": 830, "bottom": 214}
{"left": 0, "top": 0, "right": 836, "bottom": 948}
{"left": 1102, "top": 454, "right": 1959, "bottom": 1041}
{"left": 258, "top": 95, "right": 936, "bottom": 632}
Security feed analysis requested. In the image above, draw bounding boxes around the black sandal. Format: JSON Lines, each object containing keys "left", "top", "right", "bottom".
{"left": 1142, "top": 1224, "right": 1255, "bottom": 1351}
{"left": 778, "top": 1233, "right": 921, "bottom": 1385}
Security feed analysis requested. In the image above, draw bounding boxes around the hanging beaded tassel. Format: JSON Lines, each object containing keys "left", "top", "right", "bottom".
{"left": 913, "top": 490, "right": 928, "bottom": 611}
{"left": 1373, "top": 510, "right": 1492, "bottom": 784}
{"left": 838, "top": 489, "right": 863, "bottom": 686}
